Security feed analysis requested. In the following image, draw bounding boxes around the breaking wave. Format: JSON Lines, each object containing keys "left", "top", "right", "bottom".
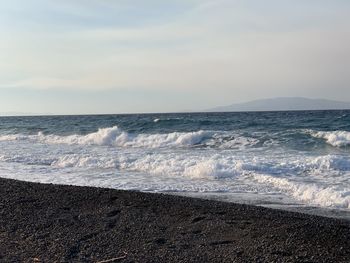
{"left": 1, "top": 118, "right": 350, "bottom": 212}
{"left": 0, "top": 126, "right": 259, "bottom": 149}
{"left": 2, "top": 150, "right": 348, "bottom": 209}
{"left": 253, "top": 174, "right": 350, "bottom": 209}
{"left": 310, "top": 130, "right": 350, "bottom": 147}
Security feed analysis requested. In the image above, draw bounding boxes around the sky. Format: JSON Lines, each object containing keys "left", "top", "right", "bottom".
{"left": 0, "top": 0, "right": 350, "bottom": 114}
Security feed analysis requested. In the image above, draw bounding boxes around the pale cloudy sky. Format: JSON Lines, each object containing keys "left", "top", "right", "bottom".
{"left": 0, "top": 0, "right": 349, "bottom": 114}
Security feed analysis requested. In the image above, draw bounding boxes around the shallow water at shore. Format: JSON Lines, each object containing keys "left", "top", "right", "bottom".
{"left": 0, "top": 110, "right": 349, "bottom": 218}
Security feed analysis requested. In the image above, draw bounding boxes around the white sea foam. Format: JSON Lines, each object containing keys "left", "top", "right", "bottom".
{"left": 2, "top": 143, "right": 348, "bottom": 181}
{"left": 152, "top": 117, "right": 182, "bottom": 123}
{"left": 0, "top": 134, "right": 28, "bottom": 141}
{"left": 0, "top": 127, "right": 212, "bottom": 148}
{"left": 48, "top": 152, "right": 350, "bottom": 181}
{"left": 52, "top": 155, "right": 117, "bottom": 169}
{"left": 311, "top": 130, "right": 350, "bottom": 147}
{"left": 309, "top": 155, "right": 350, "bottom": 171}
{"left": 1, "top": 126, "right": 350, "bottom": 212}
{"left": 253, "top": 174, "right": 350, "bottom": 209}
{"left": 21, "top": 151, "right": 350, "bottom": 209}
{"left": 116, "top": 154, "right": 244, "bottom": 179}
{"left": 0, "top": 127, "right": 261, "bottom": 149}
{"left": 0, "top": 154, "right": 54, "bottom": 166}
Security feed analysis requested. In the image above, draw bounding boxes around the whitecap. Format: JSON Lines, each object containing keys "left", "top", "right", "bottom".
{"left": 310, "top": 130, "right": 350, "bottom": 147}
{"left": 0, "top": 126, "right": 213, "bottom": 148}
{"left": 253, "top": 174, "right": 350, "bottom": 209}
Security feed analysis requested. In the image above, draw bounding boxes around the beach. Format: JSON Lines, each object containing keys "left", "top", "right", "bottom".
{"left": 0, "top": 178, "right": 349, "bottom": 262}
{"left": 2, "top": 0, "right": 350, "bottom": 261}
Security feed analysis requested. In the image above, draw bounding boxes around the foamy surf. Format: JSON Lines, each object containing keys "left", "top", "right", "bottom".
{"left": 253, "top": 174, "right": 350, "bottom": 209}
{"left": 0, "top": 126, "right": 261, "bottom": 149}
{"left": 310, "top": 130, "right": 350, "bottom": 147}
{"left": 0, "top": 111, "right": 350, "bottom": 218}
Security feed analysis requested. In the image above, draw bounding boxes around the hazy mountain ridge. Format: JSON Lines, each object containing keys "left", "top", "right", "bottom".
{"left": 208, "top": 97, "right": 350, "bottom": 112}
{"left": 0, "top": 112, "right": 41, "bottom": 117}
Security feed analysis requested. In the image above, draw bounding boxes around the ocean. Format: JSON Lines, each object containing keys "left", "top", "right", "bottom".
{"left": 0, "top": 110, "right": 349, "bottom": 219}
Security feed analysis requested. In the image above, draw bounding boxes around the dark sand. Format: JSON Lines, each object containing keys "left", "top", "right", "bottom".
{"left": 0, "top": 178, "right": 349, "bottom": 262}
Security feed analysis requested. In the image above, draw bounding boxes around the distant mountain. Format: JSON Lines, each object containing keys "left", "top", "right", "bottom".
{"left": 208, "top": 97, "right": 350, "bottom": 112}
{"left": 0, "top": 112, "right": 40, "bottom": 117}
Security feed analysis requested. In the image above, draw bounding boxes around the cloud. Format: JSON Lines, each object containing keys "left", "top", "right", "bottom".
{"left": 0, "top": 0, "right": 349, "bottom": 103}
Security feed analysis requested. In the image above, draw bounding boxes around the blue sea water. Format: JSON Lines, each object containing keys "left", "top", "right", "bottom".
{"left": 0, "top": 110, "right": 350, "bottom": 218}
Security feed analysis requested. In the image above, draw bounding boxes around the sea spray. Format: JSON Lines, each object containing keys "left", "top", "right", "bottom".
{"left": 0, "top": 111, "right": 350, "bottom": 215}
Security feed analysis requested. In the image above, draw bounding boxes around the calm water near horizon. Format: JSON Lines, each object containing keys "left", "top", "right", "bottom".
{"left": 0, "top": 110, "right": 350, "bottom": 219}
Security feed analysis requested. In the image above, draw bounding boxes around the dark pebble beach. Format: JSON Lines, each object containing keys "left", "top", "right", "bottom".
{"left": 0, "top": 178, "right": 349, "bottom": 262}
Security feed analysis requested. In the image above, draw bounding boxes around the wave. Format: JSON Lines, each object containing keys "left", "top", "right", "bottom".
{"left": 3, "top": 144, "right": 350, "bottom": 177}
{"left": 310, "top": 155, "right": 350, "bottom": 171}
{"left": 0, "top": 127, "right": 210, "bottom": 147}
{"left": 51, "top": 154, "right": 243, "bottom": 179}
{"left": 49, "top": 153, "right": 350, "bottom": 179}
{"left": 253, "top": 174, "right": 350, "bottom": 209}
{"left": 1, "top": 147, "right": 350, "bottom": 209}
{"left": 0, "top": 154, "right": 54, "bottom": 166}
{"left": 310, "top": 130, "right": 350, "bottom": 147}
{"left": 0, "top": 126, "right": 260, "bottom": 149}
{"left": 51, "top": 154, "right": 117, "bottom": 169}
{"left": 153, "top": 117, "right": 183, "bottom": 123}
{"left": 51, "top": 153, "right": 350, "bottom": 210}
